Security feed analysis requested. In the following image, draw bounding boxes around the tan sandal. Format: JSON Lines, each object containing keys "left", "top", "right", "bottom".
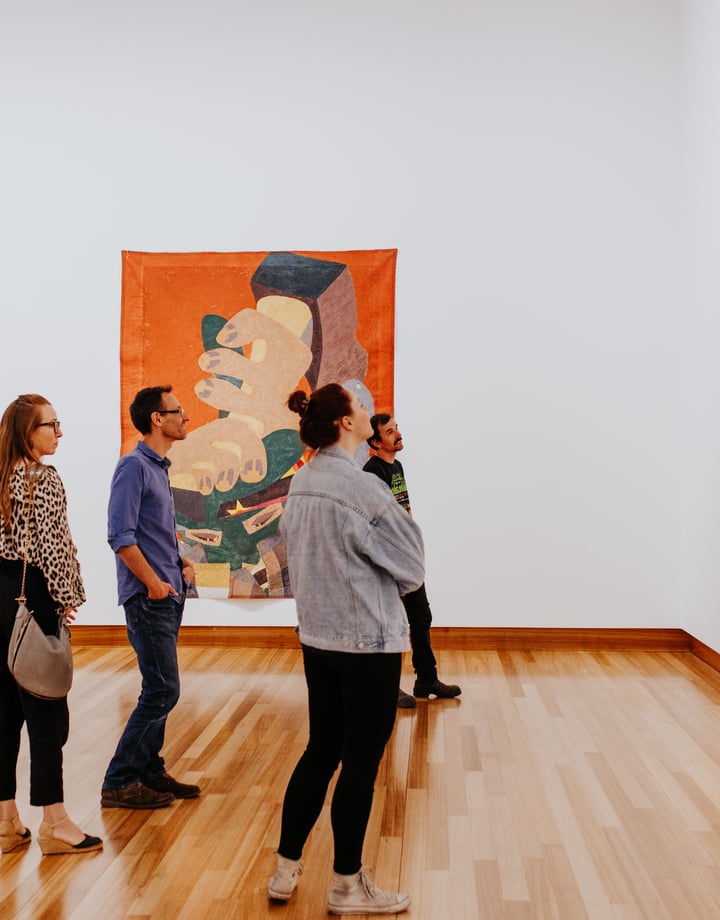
{"left": 38, "top": 820, "right": 103, "bottom": 855}
{"left": 0, "top": 816, "right": 32, "bottom": 853}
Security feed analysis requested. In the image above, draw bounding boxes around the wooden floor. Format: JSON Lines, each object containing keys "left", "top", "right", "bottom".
{"left": 3, "top": 645, "right": 720, "bottom": 919}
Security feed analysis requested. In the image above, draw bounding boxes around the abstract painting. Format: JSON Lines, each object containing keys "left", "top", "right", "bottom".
{"left": 120, "top": 249, "right": 396, "bottom": 598}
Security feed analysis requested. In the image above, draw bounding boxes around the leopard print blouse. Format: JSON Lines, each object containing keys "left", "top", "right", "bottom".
{"left": 0, "top": 463, "right": 86, "bottom": 608}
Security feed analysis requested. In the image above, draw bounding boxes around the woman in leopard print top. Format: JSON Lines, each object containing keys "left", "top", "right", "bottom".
{"left": 0, "top": 394, "right": 102, "bottom": 855}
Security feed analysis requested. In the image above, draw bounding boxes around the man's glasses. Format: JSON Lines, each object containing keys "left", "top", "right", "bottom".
{"left": 36, "top": 420, "right": 61, "bottom": 434}
{"left": 157, "top": 408, "right": 185, "bottom": 416}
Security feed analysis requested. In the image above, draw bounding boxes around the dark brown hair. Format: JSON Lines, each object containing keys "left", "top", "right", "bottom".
{"left": 287, "top": 384, "right": 352, "bottom": 449}
{"left": 129, "top": 386, "right": 172, "bottom": 434}
{"left": 367, "top": 412, "right": 392, "bottom": 447}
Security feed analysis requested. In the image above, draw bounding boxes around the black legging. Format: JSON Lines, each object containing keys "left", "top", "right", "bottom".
{"left": 278, "top": 645, "right": 401, "bottom": 874}
{"left": 0, "top": 559, "right": 69, "bottom": 805}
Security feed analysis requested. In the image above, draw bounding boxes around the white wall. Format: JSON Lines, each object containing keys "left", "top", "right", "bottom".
{"left": 679, "top": 0, "right": 720, "bottom": 651}
{"left": 0, "top": 0, "right": 700, "bottom": 633}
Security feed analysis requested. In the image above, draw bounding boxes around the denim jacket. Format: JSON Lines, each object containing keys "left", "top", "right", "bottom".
{"left": 280, "top": 446, "right": 425, "bottom": 653}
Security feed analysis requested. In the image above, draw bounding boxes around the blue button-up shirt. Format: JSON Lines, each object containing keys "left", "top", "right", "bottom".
{"left": 107, "top": 440, "right": 184, "bottom": 606}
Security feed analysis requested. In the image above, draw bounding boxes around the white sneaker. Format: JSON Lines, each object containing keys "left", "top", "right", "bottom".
{"left": 267, "top": 854, "right": 303, "bottom": 901}
{"left": 328, "top": 867, "right": 411, "bottom": 915}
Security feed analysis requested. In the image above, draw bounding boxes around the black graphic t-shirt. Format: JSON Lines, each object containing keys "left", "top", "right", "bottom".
{"left": 363, "top": 456, "right": 412, "bottom": 515}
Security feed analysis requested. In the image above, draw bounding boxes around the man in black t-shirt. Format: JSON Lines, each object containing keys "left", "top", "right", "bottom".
{"left": 364, "top": 414, "right": 461, "bottom": 708}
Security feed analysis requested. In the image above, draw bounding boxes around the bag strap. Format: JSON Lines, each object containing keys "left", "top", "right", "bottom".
{"left": 16, "top": 462, "right": 47, "bottom": 605}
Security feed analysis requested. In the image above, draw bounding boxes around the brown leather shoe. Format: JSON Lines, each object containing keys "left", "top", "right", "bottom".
{"left": 413, "top": 677, "right": 462, "bottom": 699}
{"left": 397, "top": 688, "right": 417, "bottom": 709}
{"left": 142, "top": 772, "right": 201, "bottom": 799}
{"left": 101, "top": 781, "right": 174, "bottom": 809}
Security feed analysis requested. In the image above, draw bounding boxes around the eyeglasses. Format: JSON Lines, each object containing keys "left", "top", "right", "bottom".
{"left": 157, "top": 408, "right": 184, "bottom": 416}
{"left": 36, "top": 420, "right": 61, "bottom": 434}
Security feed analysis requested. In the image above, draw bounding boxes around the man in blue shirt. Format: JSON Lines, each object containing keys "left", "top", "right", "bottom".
{"left": 101, "top": 386, "right": 199, "bottom": 809}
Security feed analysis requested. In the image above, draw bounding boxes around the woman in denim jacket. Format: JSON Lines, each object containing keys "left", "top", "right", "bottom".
{"left": 268, "top": 383, "right": 424, "bottom": 916}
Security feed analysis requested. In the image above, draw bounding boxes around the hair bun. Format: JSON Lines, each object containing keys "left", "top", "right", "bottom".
{"left": 288, "top": 390, "right": 310, "bottom": 416}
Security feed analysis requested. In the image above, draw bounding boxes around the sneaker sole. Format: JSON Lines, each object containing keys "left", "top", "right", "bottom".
{"left": 267, "top": 886, "right": 295, "bottom": 901}
{"left": 328, "top": 893, "right": 411, "bottom": 915}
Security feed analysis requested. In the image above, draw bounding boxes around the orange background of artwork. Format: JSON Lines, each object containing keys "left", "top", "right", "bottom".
{"left": 120, "top": 250, "right": 396, "bottom": 455}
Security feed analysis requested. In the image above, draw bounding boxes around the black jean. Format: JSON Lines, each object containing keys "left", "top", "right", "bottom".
{"left": 402, "top": 583, "right": 437, "bottom": 683}
{"left": 0, "top": 559, "right": 69, "bottom": 805}
{"left": 278, "top": 645, "right": 401, "bottom": 874}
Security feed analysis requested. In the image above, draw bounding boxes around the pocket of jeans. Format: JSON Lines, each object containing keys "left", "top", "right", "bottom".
{"left": 142, "top": 595, "right": 175, "bottom": 613}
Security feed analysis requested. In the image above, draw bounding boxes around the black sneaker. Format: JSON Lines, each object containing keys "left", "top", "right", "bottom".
{"left": 101, "top": 781, "right": 174, "bottom": 809}
{"left": 143, "top": 772, "right": 201, "bottom": 799}
{"left": 413, "top": 678, "right": 462, "bottom": 699}
{"left": 397, "top": 688, "right": 417, "bottom": 709}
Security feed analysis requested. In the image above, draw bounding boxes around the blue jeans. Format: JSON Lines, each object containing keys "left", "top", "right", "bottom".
{"left": 102, "top": 593, "right": 184, "bottom": 789}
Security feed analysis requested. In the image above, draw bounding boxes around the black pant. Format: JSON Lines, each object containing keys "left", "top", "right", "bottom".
{"left": 278, "top": 645, "right": 401, "bottom": 875}
{"left": 402, "top": 583, "right": 437, "bottom": 683}
{"left": 0, "top": 559, "right": 69, "bottom": 805}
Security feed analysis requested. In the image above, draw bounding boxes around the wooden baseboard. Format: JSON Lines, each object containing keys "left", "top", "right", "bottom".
{"left": 685, "top": 632, "right": 720, "bottom": 673}
{"left": 71, "top": 625, "right": 693, "bottom": 652}
{"left": 417, "top": 627, "right": 692, "bottom": 651}
{"left": 71, "top": 625, "right": 300, "bottom": 648}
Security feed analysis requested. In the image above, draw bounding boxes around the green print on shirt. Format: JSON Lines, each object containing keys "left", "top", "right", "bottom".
{"left": 390, "top": 472, "right": 412, "bottom": 515}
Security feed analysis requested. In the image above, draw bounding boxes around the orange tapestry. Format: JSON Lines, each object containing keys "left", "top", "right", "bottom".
{"left": 120, "top": 249, "right": 396, "bottom": 598}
